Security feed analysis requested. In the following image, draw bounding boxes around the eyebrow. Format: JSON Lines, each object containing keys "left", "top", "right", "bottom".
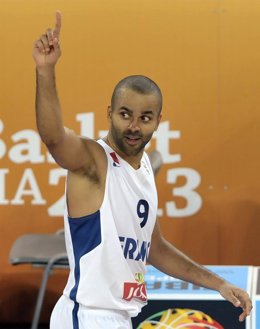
{"left": 120, "top": 106, "right": 154, "bottom": 115}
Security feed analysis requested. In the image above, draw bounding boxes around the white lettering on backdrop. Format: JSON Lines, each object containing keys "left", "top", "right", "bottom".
{"left": 0, "top": 114, "right": 202, "bottom": 218}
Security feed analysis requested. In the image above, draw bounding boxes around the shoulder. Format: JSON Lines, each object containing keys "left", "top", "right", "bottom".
{"left": 72, "top": 137, "right": 108, "bottom": 183}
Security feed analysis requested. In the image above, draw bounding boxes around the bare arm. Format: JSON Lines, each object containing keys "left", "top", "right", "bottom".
{"left": 33, "top": 12, "right": 105, "bottom": 172}
{"left": 34, "top": 11, "right": 64, "bottom": 146}
{"left": 148, "top": 220, "right": 252, "bottom": 322}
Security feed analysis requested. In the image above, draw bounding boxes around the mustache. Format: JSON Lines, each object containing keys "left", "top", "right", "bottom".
{"left": 124, "top": 132, "right": 142, "bottom": 138}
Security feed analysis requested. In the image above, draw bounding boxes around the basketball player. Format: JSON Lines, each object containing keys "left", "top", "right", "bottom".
{"left": 33, "top": 11, "right": 252, "bottom": 329}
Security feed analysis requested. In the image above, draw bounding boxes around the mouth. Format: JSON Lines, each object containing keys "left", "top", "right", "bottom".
{"left": 125, "top": 135, "right": 141, "bottom": 146}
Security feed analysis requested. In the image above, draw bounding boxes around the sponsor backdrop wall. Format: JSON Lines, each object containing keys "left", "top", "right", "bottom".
{"left": 0, "top": 0, "right": 259, "bottom": 324}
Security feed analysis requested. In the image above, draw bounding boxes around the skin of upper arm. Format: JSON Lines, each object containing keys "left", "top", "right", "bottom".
{"left": 46, "top": 127, "right": 107, "bottom": 175}
{"left": 148, "top": 220, "right": 198, "bottom": 279}
{"left": 148, "top": 220, "right": 165, "bottom": 266}
{"left": 148, "top": 220, "right": 226, "bottom": 291}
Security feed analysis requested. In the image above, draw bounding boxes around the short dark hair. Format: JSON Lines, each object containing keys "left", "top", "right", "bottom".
{"left": 111, "top": 75, "right": 162, "bottom": 113}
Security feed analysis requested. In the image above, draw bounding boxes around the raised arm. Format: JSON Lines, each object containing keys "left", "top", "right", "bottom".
{"left": 148, "top": 220, "right": 252, "bottom": 322}
{"left": 33, "top": 12, "right": 105, "bottom": 172}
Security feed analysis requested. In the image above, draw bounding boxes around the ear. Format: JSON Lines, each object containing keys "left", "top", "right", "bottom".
{"left": 107, "top": 105, "right": 112, "bottom": 120}
{"left": 155, "top": 113, "right": 162, "bottom": 131}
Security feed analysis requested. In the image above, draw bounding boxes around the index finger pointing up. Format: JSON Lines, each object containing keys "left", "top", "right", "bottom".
{"left": 53, "top": 11, "right": 62, "bottom": 39}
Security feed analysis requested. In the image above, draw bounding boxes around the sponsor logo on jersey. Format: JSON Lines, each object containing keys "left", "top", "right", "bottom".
{"left": 119, "top": 236, "right": 150, "bottom": 262}
{"left": 123, "top": 272, "right": 147, "bottom": 302}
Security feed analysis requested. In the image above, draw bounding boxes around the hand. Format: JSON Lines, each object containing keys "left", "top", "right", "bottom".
{"left": 219, "top": 282, "right": 252, "bottom": 322}
{"left": 33, "top": 11, "right": 62, "bottom": 69}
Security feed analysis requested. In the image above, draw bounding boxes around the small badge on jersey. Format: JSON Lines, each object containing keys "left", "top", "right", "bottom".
{"left": 110, "top": 152, "right": 121, "bottom": 167}
{"left": 123, "top": 272, "right": 147, "bottom": 302}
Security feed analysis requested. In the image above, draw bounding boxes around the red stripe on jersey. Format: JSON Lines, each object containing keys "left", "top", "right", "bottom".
{"left": 110, "top": 152, "right": 120, "bottom": 164}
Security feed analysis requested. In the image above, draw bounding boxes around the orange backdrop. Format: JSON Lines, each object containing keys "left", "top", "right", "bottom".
{"left": 0, "top": 0, "right": 259, "bottom": 323}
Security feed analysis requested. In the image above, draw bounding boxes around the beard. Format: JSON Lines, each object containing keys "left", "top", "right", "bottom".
{"left": 110, "top": 122, "right": 153, "bottom": 156}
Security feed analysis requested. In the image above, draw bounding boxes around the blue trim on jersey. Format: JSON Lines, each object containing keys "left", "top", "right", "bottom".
{"left": 68, "top": 210, "right": 102, "bottom": 327}
{"left": 72, "top": 302, "right": 79, "bottom": 329}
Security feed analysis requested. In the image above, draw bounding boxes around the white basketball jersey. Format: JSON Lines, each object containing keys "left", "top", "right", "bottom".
{"left": 63, "top": 139, "right": 158, "bottom": 322}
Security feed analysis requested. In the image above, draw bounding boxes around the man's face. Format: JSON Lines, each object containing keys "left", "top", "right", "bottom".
{"left": 108, "top": 88, "right": 162, "bottom": 157}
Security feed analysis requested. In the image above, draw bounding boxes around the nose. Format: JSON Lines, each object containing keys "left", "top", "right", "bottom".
{"left": 128, "top": 118, "right": 140, "bottom": 133}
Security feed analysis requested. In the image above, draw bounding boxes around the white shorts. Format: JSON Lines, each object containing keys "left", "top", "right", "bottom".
{"left": 50, "top": 295, "right": 133, "bottom": 329}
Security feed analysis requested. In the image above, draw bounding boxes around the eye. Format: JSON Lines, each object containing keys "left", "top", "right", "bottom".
{"left": 141, "top": 115, "right": 151, "bottom": 122}
{"left": 120, "top": 111, "right": 130, "bottom": 119}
